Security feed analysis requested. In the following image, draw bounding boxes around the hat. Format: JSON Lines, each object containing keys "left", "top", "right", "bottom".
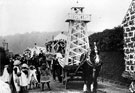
{"left": 13, "top": 60, "right": 21, "bottom": 66}
{"left": 42, "top": 63, "right": 46, "bottom": 66}
{"left": 4, "top": 65, "right": 8, "bottom": 67}
{"left": 21, "top": 63, "right": 28, "bottom": 68}
{"left": 29, "top": 65, "right": 35, "bottom": 69}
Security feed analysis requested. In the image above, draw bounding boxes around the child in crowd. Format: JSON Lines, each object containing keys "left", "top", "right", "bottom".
{"left": 40, "top": 63, "right": 51, "bottom": 91}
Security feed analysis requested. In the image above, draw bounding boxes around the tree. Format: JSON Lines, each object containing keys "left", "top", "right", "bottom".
{"left": 88, "top": 26, "right": 124, "bottom": 52}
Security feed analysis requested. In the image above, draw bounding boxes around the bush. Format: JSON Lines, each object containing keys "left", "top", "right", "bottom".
{"left": 89, "top": 26, "right": 124, "bottom": 52}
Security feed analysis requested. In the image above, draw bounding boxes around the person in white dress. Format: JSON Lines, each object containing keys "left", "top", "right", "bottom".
{"left": 0, "top": 79, "right": 11, "bottom": 93}
{"left": 13, "top": 60, "right": 21, "bottom": 93}
{"left": 20, "top": 63, "right": 29, "bottom": 92}
{"left": 28, "top": 65, "right": 38, "bottom": 89}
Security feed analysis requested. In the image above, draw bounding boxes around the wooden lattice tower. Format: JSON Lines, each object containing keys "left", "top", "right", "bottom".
{"left": 122, "top": 0, "right": 135, "bottom": 77}
{"left": 65, "top": 6, "right": 91, "bottom": 65}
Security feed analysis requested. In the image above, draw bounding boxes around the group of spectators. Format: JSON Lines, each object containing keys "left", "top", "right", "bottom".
{"left": 0, "top": 48, "right": 65, "bottom": 93}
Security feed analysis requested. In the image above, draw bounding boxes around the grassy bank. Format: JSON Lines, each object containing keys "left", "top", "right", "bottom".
{"left": 99, "top": 51, "right": 130, "bottom": 84}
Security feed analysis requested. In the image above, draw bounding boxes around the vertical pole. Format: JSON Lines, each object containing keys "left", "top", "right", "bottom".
{"left": 65, "top": 21, "right": 72, "bottom": 65}
{"left": 7, "top": 43, "right": 8, "bottom": 51}
{"left": 0, "top": 52, "right": 2, "bottom": 76}
{"left": 2, "top": 40, "right": 5, "bottom": 50}
{"left": 86, "top": 22, "right": 90, "bottom": 50}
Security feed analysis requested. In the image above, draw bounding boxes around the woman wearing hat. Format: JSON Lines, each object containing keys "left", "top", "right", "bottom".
{"left": 20, "top": 63, "right": 29, "bottom": 93}
{"left": 12, "top": 60, "right": 22, "bottom": 93}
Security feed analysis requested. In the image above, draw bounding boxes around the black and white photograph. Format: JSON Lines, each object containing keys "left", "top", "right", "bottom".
{"left": 0, "top": 0, "right": 134, "bottom": 93}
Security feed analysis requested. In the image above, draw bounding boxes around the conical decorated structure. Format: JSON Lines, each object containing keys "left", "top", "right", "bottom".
{"left": 122, "top": 0, "right": 135, "bottom": 79}
{"left": 65, "top": 5, "right": 91, "bottom": 65}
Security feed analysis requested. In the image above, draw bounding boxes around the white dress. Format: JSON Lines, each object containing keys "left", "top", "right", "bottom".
{"left": 0, "top": 79, "right": 11, "bottom": 93}
{"left": 28, "top": 69, "right": 38, "bottom": 84}
{"left": 20, "top": 70, "right": 29, "bottom": 87}
{"left": 13, "top": 66, "right": 21, "bottom": 92}
{"left": 0, "top": 66, "right": 10, "bottom": 83}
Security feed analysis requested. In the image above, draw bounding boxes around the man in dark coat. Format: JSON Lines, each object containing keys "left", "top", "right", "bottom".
{"left": 52, "top": 56, "right": 62, "bottom": 82}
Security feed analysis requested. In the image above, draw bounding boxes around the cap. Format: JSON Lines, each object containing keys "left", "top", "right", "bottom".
{"left": 21, "top": 63, "right": 28, "bottom": 68}
{"left": 13, "top": 60, "right": 21, "bottom": 66}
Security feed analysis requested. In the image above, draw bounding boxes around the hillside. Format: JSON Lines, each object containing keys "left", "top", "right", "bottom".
{"left": 0, "top": 31, "right": 62, "bottom": 54}
{"left": 0, "top": 30, "right": 93, "bottom": 54}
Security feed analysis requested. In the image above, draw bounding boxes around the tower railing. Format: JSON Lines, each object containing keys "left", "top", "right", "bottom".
{"left": 66, "top": 13, "right": 91, "bottom": 22}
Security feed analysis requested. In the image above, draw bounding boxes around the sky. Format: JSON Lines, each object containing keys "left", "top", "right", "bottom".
{"left": 0, "top": 0, "right": 132, "bottom": 36}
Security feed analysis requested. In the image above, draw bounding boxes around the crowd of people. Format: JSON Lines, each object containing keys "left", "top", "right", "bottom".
{"left": 0, "top": 39, "right": 102, "bottom": 93}
{"left": 0, "top": 49, "right": 64, "bottom": 93}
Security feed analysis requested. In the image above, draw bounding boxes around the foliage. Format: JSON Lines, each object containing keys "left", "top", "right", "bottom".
{"left": 89, "top": 26, "right": 124, "bottom": 52}
{"left": 100, "top": 51, "right": 130, "bottom": 84}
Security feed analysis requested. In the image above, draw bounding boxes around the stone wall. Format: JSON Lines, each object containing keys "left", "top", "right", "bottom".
{"left": 123, "top": 0, "right": 135, "bottom": 73}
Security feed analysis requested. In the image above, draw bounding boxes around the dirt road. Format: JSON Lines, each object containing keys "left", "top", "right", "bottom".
{"left": 28, "top": 80, "right": 130, "bottom": 93}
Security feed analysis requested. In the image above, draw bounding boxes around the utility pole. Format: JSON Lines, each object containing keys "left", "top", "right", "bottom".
{"left": 2, "top": 40, "right": 6, "bottom": 50}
